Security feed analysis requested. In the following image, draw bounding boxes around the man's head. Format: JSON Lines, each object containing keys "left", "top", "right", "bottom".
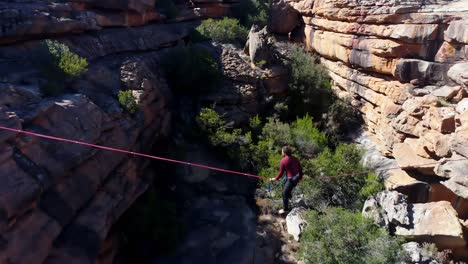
{"left": 282, "top": 146, "right": 292, "bottom": 156}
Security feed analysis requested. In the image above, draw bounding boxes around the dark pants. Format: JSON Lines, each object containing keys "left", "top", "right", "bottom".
{"left": 283, "top": 175, "right": 300, "bottom": 211}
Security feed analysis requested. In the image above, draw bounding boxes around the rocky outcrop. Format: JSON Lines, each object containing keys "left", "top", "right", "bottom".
{"left": 0, "top": 1, "right": 212, "bottom": 261}
{"left": 363, "top": 192, "right": 466, "bottom": 251}
{"left": 285, "top": 207, "right": 307, "bottom": 241}
{"left": 274, "top": 0, "right": 468, "bottom": 256}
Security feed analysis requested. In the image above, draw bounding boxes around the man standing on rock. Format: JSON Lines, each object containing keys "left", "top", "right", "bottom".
{"left": 270, "top": 146, "right": 303, "bottom": 215}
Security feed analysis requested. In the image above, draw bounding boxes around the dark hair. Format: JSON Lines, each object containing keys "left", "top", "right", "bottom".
{"left": 282, "top": 146, "right": 292, "bottom": 156}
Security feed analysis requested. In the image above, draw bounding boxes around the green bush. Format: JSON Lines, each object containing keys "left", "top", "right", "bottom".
{"left": 232, "top": 0, "right": 270, "bottom": 28}
{"left": 162, "top": 46, "right": 221, "bottom": 94}
{"left": 299, "top": 144, "right": 367, "bottom": 209}
{"left": 36, "top": 40, "right": 88, "bottom": 96}
{"left": 291, "top": 114, "right": 327, "bottom": 156}
{"left": 195, "top": 18, "right": 248, "bottom": 44}
{"left": 324, "top": 97, "right": 361, "bottom": 145}
{"left": 118, "top": 90, "right": 138, "bottom": 114}
{"left": 357, "top": 173, "right": 384, "bottom": 208}
{"left": 288, "top": 47, "right": 332, "bottom": 119}
{"left": 196, "top": 108, "right": 252, "bottom": 167}
{"left": 299, "top": 207, "right": 408, "bottom": 264}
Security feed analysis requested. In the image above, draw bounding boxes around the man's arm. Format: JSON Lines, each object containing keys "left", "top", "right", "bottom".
{"left": 272, "top": 160, "right": 285, "bottom": 181}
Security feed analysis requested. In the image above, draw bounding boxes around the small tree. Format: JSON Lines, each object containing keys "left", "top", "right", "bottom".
{"left": 118, "top": 90, "right": 138, "bottom": 114}
{"left": 195, "top": 18, "right": 248, "bottom": 44}
{"left": 299, "top": 144, "right": 367, "bottom": 209}
{"left": 288, "top": 47, "right": 332, "bottom": 119}
{"left": 35, "top": 40, "right": 88, "bottom": 96}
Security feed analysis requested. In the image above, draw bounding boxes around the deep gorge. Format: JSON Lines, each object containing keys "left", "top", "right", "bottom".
{"left": 0, "top": 0, "right": 468, "bottom": 263}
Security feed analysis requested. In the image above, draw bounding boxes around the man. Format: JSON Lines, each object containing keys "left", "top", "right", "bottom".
{"left": 270, "top": 146, "right": 303, "bottom": 214}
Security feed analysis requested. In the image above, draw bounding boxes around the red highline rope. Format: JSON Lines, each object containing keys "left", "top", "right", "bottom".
{"left": 0, "top": 125, "right": 466, "bottom": 180}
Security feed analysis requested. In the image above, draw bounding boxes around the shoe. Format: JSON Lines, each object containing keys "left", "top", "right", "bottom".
{"left": 278, "top": 209, "right": 287, "bottom": 214}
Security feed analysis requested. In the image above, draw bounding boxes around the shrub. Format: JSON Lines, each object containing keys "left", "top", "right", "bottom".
{"left": 323, "top": 97, "right": 361, "bottom": 145}
{"left": 299, "top": 144, "right": 367, "bottom": 209}
{"left": 35, "top": 40, "right": 88, "bottom": 96}
{"left": 298, "top": 207, "right": 408, "bottom": 264}
{"left": 118, "top": 90, "right": 138, "bottom": 114}
{"left": 232, "top": 0, "right": 270, "bottom": 28}
{"left": 195, "top": 18, "right": 248, "bottom": 44}
{"left": 291, "top": 114, "right": 327, "bottom": 156}
{"left": 357, "top": 173, "right": 384, "bottom": 209}
{"left": 196, "top": 108, "right": 252, "bottom": 167}
{"left": 162, "top": 46, "right": 221, "bottom": 95}
{"left": 288, "top": 47, "right": 332, "bottom": 119}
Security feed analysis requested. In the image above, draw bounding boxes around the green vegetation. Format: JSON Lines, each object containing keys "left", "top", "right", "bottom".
{"left": 118, "top": 90, "right": 138, "bottom": 114}
{"left": 232, "top": 0, "right": 270, "bottom": 28}
{"left": 35, "top": 40, "right": 88, "bottom": 96}
{"left": 299, "top": 208, "right": 408, "bottom": 264}
{"left": 196, "top": 107, "right": 384, "bottom": 207}
{"left": 161, "top": 46, "right": 221, "bottom": 94}
{"left": 194, "top": 18, "right": 249, "bottom": 44}
{"left": 288, "top": 47, "right": 332, "bottom": 119}
{"left": 323, "top": 98, "right": 361, "bottom": 144}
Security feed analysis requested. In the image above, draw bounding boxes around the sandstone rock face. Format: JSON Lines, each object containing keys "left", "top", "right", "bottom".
{"left": 282, "top": 0, "right": 468, "bottom": 168}
{"left": 274, "top": 0, "right": 468, "bottom": 255}
{"left": 0, "top": 7, "right": 203, "bottom": 262}
{"left": 270, "top": 0, "right": 300, "bottom": 35}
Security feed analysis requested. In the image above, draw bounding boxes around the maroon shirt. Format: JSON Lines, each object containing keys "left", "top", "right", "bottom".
{"left": 274, "top": 155, "right": 303, "bottom": 181}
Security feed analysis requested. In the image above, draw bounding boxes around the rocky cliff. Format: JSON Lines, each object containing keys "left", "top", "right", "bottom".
{"left": 277, "top": 0, "right": 468, "bottom": 258}
{"left": 0, "top": 1, "right": 202, "bottom": 263}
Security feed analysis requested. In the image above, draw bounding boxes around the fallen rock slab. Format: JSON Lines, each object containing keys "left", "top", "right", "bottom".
{"left": 395, "top": 201, "right": 465, "bottom": 249}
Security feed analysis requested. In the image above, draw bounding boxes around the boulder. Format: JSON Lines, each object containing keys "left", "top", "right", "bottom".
{"left": 270, "top": 0, "right": 300, "bottom": 35}
{"left": 431, "top": 86, "right": 460, "bottom": 100}
{"left": 420, "top": 130, "right": 451, "bottom": 158}
{"left": 434, "top": 154, "right": 468, "bottom": 179}
{"left": 445, "top": 20, "right": 468, "bottom": 45}
{"left": 393, "top": 143, "right": 436, "bottom": 175}
{"left": 435, "top": 154, "right": 468, "bottom": 199}
{"left": 385, "top": 169, "right": 430, "bottom": 203}
{"left": 395, "top": 201, "right": 465, "bottom": 249}
{"left": 457, "top": 98, "right": 468, "bottom": 114}
{"left": 244, "top": 25, "right": 273, "bottom": 68}
{"left": 393, "top": 59, "right": 446, "bottom": 85}
{"left": 402, "top": 242, "right": 439, "bottom": 263}
{"left": 448, "top": 63, "right": 468, "bottom": 88}
{"left": 422, "top": 107, "right": 456, "bottom": 134}
{"left": 362, "top": 191, "right": 410, "bottom": 227}
{"left": 451, "top": 129, "right": 468, "bottom": 158}
{"left": 286, "top": 207, "right": 307, "bottom": 242}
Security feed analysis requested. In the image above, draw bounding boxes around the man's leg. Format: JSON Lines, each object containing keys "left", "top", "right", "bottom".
{"left": 283, "top": 179, "right": 294, "bottom": 211}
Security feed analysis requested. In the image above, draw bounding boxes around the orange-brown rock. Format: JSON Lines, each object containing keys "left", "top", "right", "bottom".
{"left": 395, "top": 201, "right": 466, "bottom": 249}
{"left": 393, "top": 142, "right": 436, "bottom": 175}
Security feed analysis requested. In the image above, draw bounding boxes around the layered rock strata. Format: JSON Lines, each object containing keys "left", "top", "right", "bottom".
{"left": 0, "top": 1, "right": 197, "bottom": 262}
{"left": 277, "top": 0, "right": 468, "bottom": 257}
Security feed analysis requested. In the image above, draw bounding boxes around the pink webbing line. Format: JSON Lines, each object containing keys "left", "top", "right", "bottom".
{"left": 1, "top": 125, "right": 466, "bottom": 181}
{"left": 0, "top": 125, "right": 267, "bottom": 180}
